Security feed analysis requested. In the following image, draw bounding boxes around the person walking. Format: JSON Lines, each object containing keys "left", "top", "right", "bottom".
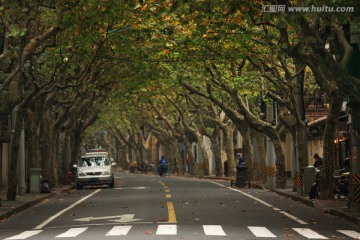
{"left": 185, "top": 155, "right": 190, "bottom": 174}
{"left": 224, "top": 160, "right": 229, "bottom": 177}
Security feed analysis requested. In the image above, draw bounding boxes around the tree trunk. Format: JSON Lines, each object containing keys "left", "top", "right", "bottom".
{"left": 58, "top": 131, "right": 68, "bottom": 185}
{"left": 238, "top": 121, "right": 254, "bottom": 179}
{"left": 184, "top": 142, "right": 195, "bottom": 175}
{"left": 182, "top": 139, "right": 195, "bottom": 175}
{"left": 70, "top": 128, "right": 83, "bottom": 167}
{"left": 51, "top": 131, "right": 59, "bottom": 187}
{"left": 292, "top": 125, "right": 308, "bottom": 191}
{"left": 320, "top": 90, "right": 344, "bottom": 199}
{"left": 273, "top": 134, "right": 287, "bottom": 188}
{"left": 134, "top": 147, "right": 142, "bottom": 166}
{"left": 170, "top": 140, "right": 183, "bottom": 175}
{"left": 26, "top": 108, "right": 41, "bottom": 168}
{"left": 7, "top": 107, "right": 25, "bottom": 200}
{"left": 197, "top": 133, "right": 210, "bottom": 176}
{"left": 40, "top": 111, "right": 54, "bottom": 186}
{"left": 252, "top": 131, "right": 267, "bottom": 183}
{"left": 210, "top": 127, "right": 222, "bottom": 176}
{"left": 293, "top": 61, "right": 308, "bottom": 191}
{"left": 223, "top": 125, "right": 236, "bottom": 177}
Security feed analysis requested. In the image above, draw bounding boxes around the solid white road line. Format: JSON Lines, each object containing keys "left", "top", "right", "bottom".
{"left": 34, "top": 189, "right": 101, "bottom": 230}
{"left": 5, "top": 230, "right": 43, "bottom": 240}
{"left": 293, "top": 228, "right": 328, "bottom": 239}
{"left": 203, "top": 225, "right": 227, "bottom": 236}
{"left": 106, "top": 226, "right": 132, "bottom": 236}
{"left": 55, "top": 228, "right": 87, "bottom": 238}
{"left": 337, "top": 230, "right": 360, "bottom": 239}
{"left": 156, "top": 224, "right": 177, "bottom": 235}
{"left": 248, "top": 226, "right": 277, "bottom": 238}
{"left": 209, "top": 181, "right": 308, "bottom": 225}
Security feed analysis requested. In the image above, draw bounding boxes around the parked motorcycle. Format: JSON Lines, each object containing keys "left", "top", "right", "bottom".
{"left": 309, "top": 169, "right": 349, "bottom": 199}
{"left": 139, "top": 161, "right": 154, "bottom": 172}
{"left": 333, "top": 170, "right": 349, "bottom": 198}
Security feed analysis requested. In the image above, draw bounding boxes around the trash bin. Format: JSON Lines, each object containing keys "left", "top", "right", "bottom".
{"left": 236, "top": 165, "right": 248, "bottom": 188}
{"left": 303, "top": 166, "right": 316, "bottom": 195}
{"left": 30, "top": 168, "right": 42, "bottom": 193}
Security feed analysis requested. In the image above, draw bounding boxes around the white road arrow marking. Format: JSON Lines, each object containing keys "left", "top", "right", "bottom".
{"left": 75, "top": 214, "right": 142, "bottom": 223}
{"left": 110, "top": 214, "right": 142, "bottom": 223}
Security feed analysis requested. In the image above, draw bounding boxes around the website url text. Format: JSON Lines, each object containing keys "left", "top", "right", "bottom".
{"left": 262, "top": 5, "right": 355, "bottom": 13}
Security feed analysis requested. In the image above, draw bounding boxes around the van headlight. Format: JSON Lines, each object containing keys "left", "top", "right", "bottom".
{"left": 78, "top": 171, "right": 86, "bottom": 176}
{"left": 103, "top": 170, "right": 110, "bottom": 175}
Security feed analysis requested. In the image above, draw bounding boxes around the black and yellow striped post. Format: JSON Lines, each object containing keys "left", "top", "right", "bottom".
{"left": 351, "top": 174, "right": 360, "bottom": 205}
{"left": 267, "top": 165, "right": 276, "bottom": 178}
{"left": 296, "top": 171, "right": 302, "bottom": 193}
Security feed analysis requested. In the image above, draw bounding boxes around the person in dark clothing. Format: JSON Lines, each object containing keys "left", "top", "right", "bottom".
{"left": 313, "top": 153, "right": 323, "bottom": 169}
{"left": 343, "top": 157, "right": 350, "bottom": 171}
{"left": 342, "top": 151, "right": 350, "bottom": 171}
{"left": 224, "top": 160, "right": 229, "bottom": 177}
{"left": 236, "top": 153, "right": 245, "bottom": 166}
{"left": 158, "top": 156, "right": 168, "bottom": 177}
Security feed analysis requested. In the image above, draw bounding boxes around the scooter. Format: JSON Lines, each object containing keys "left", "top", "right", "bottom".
{"left": 158, "top": 164, "right": 168, "bottom": 177}
{"left": 309, "top": 169, "right": 321, "bottom": 199}
{"left": 333, "top": 170, "right": 349, "bottom": 199}
{"left": 309, "top": 169, "right": 349, "bottom": 199}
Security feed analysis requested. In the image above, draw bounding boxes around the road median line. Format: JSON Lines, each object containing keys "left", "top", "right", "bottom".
{"left": 166, "top": 202, "right": 177, "bottom": 223}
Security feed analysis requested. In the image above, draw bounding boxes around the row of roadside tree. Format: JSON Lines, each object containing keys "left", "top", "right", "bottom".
{"left": 1, "top": 0, "right": 360, "bottom": 201}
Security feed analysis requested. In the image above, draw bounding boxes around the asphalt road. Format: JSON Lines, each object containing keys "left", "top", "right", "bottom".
{"left": 1, "top": 172, "right": 360, "bottom": 239}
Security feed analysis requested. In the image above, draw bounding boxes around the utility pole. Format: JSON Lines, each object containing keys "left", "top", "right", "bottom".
{"left": 266, "top": 100, "right": 276, "bottom": 189}
{"left": 18, "top": 120, "right": 26, "bottom": 194}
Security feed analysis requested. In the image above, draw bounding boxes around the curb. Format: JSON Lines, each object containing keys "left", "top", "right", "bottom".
{"left": 0, "top": 187, "right": 72, "bottom": 221}
{"left": 328, "top": 209, "right": 360, "bottom": 225}
{"left": 270, "top": 189, "right": 315, "bottom": 208}
{"left": 270, "top": 189, "right": 360, "bottom": 225}
{"left": 0, "top": 193, "right": 55, "bottom": 221}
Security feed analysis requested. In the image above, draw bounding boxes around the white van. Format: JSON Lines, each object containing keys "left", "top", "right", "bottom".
{"left": 73, "top": 153, "right": 116, "bottom": 190}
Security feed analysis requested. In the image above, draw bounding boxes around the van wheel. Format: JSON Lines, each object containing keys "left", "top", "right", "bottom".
{"left": 109, "top": 179, "right": 115, "bottom": 188}
{"left": 76, "top": 183, "right": 83, "bottom": 190}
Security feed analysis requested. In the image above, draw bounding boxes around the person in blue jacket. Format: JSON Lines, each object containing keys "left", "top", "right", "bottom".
{"left": 158, "top": 156, "right": 168, "bottom": 176}
{"left": 236, "top": 153, "right": 245, "bottom": 166}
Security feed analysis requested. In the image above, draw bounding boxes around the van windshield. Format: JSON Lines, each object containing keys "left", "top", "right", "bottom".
{"left": 79, "top": 156, "right": 111, "bottom": 167}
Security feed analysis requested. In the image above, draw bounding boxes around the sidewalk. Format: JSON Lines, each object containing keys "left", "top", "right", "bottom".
{"left": 270, "top": 184, "right": 360, "bottom": 225}
{"left": 0, "top": 186, "right": 72, "bottom": 221}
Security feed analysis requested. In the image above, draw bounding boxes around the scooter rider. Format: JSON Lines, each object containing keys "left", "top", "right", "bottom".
{"left": 158, "top": 156, "right": 168, "bottom": 177}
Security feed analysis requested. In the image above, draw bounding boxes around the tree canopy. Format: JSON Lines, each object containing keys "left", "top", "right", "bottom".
{"left": 1, "top": 0, "right": 359, "bottom": 199}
